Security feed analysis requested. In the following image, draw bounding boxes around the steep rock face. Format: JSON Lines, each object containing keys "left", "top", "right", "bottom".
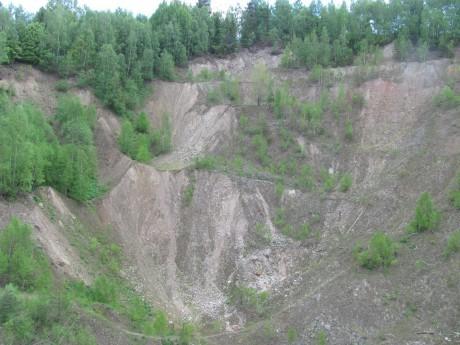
{"left": 99, "top": 165, "right": 305, "bottom": 320}
{"left": 0, "top": 188, "right": 91, "bottom": 284}
{"left": 145, "top": 82, "right": 237, "bottom": 169}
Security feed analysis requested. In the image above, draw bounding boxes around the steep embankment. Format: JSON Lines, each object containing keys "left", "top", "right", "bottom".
{"left": 0, "top": 46, "right": 459, "bottom": 345}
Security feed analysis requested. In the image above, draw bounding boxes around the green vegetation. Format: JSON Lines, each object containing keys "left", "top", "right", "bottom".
{"left": 55, "top": 79, "right": 71, "bottom": 92}
{"left": 194, "top": 155, "right": 219, "bottom": 170}
{"left": 183, "top": 176, "right": 195, "bottom": 207}
{"left": 444, "top": 231, "right": 460, "bottom": 258}
{"left": 354, "top": 232, "right": 398, "bottom": 270}
{"left": 282, "top": 223, "right": 311, "bottom": 241}
{"left": 0, "top": 0, "right": 457, "bottom": 113}
{"left": 0, "top": 216, "right": 197, "bottom": 344}
{"left": 320, "top": 169, "right": 337, "bottom": 192}
{"left": 118, "top": 112, "right": 171, "bottom": 162}
{"left": 315, "top": 330, "right": 328, "bottom": 345}
{"left": 407, "top": 192, "right": 440, "bottom": 233}
{"left": 287, "top": 327, "right": 298, "bottom": 344}
{"left": 0, "top": 93, "right": 101, "bottom": 201}
{"left": 339, "top": 173, "right": 352, "bottom": 192}
{"left": 255, "top": 223, "right": 272, "bottom": 244}
{"left": 449, "top": 173, "right": 460, "bottom": 209}
{"left": 0, "top": 218, "right": 52, "bottom": 290}
{"left": 0, "top": 218, "right": 96, "bottom": 345}
{"left": 433, "top": 86, "right": 460, "bottom": 109}
{"left": 252, "top": 62, "right": 273, "bottom": 106}
{"left": 229, "top": 286, "right": 269, "bottom": 317}
{"left": 51, "top": 96, "right": 102, "bottom": 201}
{"left": 207, "top": 89, "right": 223, "bottom": 104}
{"left": 192, "top": 68, "right": 226, "bottom": 82}
{"left": 206, "top": 76, "right": 240, "bottom": 105}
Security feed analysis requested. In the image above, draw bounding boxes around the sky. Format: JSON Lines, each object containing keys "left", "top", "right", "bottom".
{"left": 4, "top": 0, "right": 346, "bottom": 16}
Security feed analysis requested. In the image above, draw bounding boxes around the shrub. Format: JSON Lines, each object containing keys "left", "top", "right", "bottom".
{"left": 351, "top": 93, "right": 365, "bottom": 109}
{"left": 135, "top": 135, "right": 152, "bottom": 162}
{"left": 282, "top": 223, "right": 310, "bottom": 241}
{"left": 433, "top": 86, "right": 460, "bottom": 109}
{"left": 407, "top": 192, "right": 440, "bottom": 233}
{"left": 152, "top": 311, "right": 169, "bottom": 336}
{"left": 0, "top": 218, "right": 52, "bottom": 290}
{"left": 252, "top": 134, "right": 270, "bottom": 166}
{"left": 207, "top": 88, "right": 222, "bottom": 104}
{"left": 444, "top": 230, "right": 460, "bottom": 258}
{"left": 315, "top": 330, "right": 328, "bottom": 345}
{"left": 90, "top": 276, "right": 117, "bottom": 304}
{"left": 229, "top": 286, "right": 269, "bottom": 316}
{"left": 321, "top": 169, "right": 337, "bottom": 192}
{"left": 354, "top": 232, "right": 397, "bottom": 269}
{"left": 135, "top": 112, "right": 150, "bottom": 134}
{"left": 274, "top": 208, "right": 287, "bottom": 228}
{"left": 179, "top": 323, "right": 195, "bottom": 345}
{"left": 55, "top": 80, "right": 71, "bottom": 92}
{"left": 339, "top": 173, "right": 352, "bottom": 192}
{"left": 183, "top": 179, "right": 195, "bottom": 207}
{"left": 221, "top": 77, "right": 240, "bottom": 103}
{"left": 194, "top": 155, "right": 218, "bottom": 170}
{"left": 118, "top": 120, "right": 137, "bottom": 157}
{"left": 0, "top": 284, "right": 19, "bottom": 323}
{"left": 295, "top": 164, "right": 314, "bottom": 191}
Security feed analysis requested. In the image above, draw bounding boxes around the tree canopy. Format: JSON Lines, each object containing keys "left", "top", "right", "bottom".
{"left": 0, "top": 0, "right": 458, "bottom": 113}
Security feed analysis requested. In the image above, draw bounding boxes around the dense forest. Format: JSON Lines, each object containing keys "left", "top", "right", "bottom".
{"left": 0, "top": 0, "right": 459, "bottom": 115}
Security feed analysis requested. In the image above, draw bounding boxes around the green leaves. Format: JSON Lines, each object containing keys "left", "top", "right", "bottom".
{"left": 407, "top": 192, "right": 441, "bottom": 234}
{"left": 0, "top": 100, "right": 55, "bottom": 197}
{"left": 118, "top": 113, "right": 171, "bottom": 163}
{"left": 0, "top": 218, "right": 52, "bottom": 291}
{"left": 354, "top": 232, "right": 398, "bottom": 270}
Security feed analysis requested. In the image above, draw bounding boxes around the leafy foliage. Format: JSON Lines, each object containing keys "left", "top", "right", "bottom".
{"left": 0, "top": 94, "right": 56, "bottom": 197}
{"left": 0, "top": 218, "right": 97, "bottom": 344}
{"left": 433, "top": 86, "right": 460, "bottom": 109}
{"left": 0, "top": 218, "right": 52, "bottom": 290}
{"left": 229, "top": 286, "right": 269, "bottom": 317}
{"left": 0, "top": 0, "right": 457, "bottom": 115}
{"left": 354, "top": 232, "right": 398, "bottom": 270}
{"left": 0, "top": 93, "right": 101, "bottom": 201}
{"left": 118, "top": 112, "right": 172, "bottom": 162}
{"left": 407, "top": 192, "right": 440, "bottom": 233}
